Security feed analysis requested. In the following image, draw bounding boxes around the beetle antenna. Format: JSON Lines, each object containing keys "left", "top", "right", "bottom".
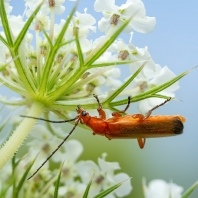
{"left": 27, "top": 119, "right": 80, "bottom": 180}
{"left": 20, "top": 115, "right": 78, "bottom": 123}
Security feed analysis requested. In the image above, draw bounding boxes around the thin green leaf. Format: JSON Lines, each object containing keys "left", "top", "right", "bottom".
{"left": 66, "top": 67, "right": 111, "bottom": 93}
{"left": 93, "top": 178, "right": 131, "bottom": 198}
{"left": 38, "top": 50, "right": 56, "bottom": 94}
{"left": 93, "top": 184, "right": 121, "bottom": 198}
{"left": 15, "top": 157, "right": 37, "bottom": 197}
{"left": 9, "top": 57, "right": 37, "bottom": 97}
{"left": 108, "top": 106, "right": 120, "bottom": 113}
{"left": 149, "top": 93, "right": 172, "bottom": 100}
{"left": 54, "top": 163, "right": 63, "bottom": 198}
{"left": 14, "top": 1, "right": 44, "bottom": 50}
{"left": 55, "top": 2, "right": 78, "bottom": 46}
{"left": 0, "top": 63, "right": 8, "bottom": 72}
{"left": 0, "top": 35, "right": 9, "bottom": 48}
{"left": 84, "top": 16, "right": 135, "bottom": 67}
{"left": 11, "top": 155, "right": 28, "bottom": 197}
{"left": 108, "top": 61, "right": 146, "bottom": 103}
{"left": 0, "top": 97, "right": 27, "bottom": 106}
{"left": 51, "top": 96, "right": 99, "bottom": 110}
{"left": 90, "top": 60, "right": 138, "bottom": 68}
{"left": 135, "top": 66, "right": 196, "bottom": 98}
{"left": 39, "top": 1, "right": 78, "bottom": 94}
{"left": 58, "top": 38, "right": 76, "bottom": 47}
{"left": 111, "top": 66, "right": 196, "bottom": 107}
{"left": 0, "top": 51, "right": 36, "bottom": 96}
{"left": 0, "top": 178, "right": 14, "bottom": 198}
{"left": 14, "top": 158, "right": 24, "bottom": 168}
{"left": 74, "top": 31, "right": 84, "bottom": 67}
{"left": 83, "top": 174, "right": 95, "bottom": 198}
{"left": 14, "top": 57, "right": 37, "bottom": 95}
{"left": 47, "top": 67, "right": 85, "bottom": 101}
{"left": 42, "top": 28, "right": 53, "bottom": 48}
{"left": 111, "top": 93, "right": 172, "bottom": 107}
{"left": 9, "top": 2, "right": 44, "bottom": 96}
{"left": 42, "top": 29, "right": 53, "bottom": 48}
{"left": 12, "top": 156, "right": 16, "bottom": 198}
{"left": 0, "top": 0, "right": 13, "bottom": 46}
{"left": 0, "top": 79, "right": 21, "bottom": 94}
{"left": 182, "top": 181, "right": 198, "bottom": 198}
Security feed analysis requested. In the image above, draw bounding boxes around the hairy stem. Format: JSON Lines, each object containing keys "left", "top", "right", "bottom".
{"left": 0, "top": 102, "right": 44, "bottom": 170}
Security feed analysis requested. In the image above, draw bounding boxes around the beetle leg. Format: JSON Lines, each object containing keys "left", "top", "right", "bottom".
{"left": 112, "top": 112, "right": 122, "bottom": 117}
{"left": 137, "top": 138, "right": 146, "bottom": 149}
{"left": 132, "top": 114, "right": 145, "bottom": 120}
{"left": 112, "top": 96, "right": 131, "bottom": 117}
{"left": 119, "top": 96, "right": 131, "bottom": 113}
{"left": 93, "top": 94, "right": 106, "bottom": 119}
{"left": 144, "top": 97, "right": 171, "bottom": 119}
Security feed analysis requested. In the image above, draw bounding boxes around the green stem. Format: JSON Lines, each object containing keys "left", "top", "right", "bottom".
{"left": 0, "top": 102, "right": 44, "bottom": 170}
{"left": 47, "top": 68, "right": 86, "bottom": 101}
{"left": 49, "top": 8, "right": 55, "bottom": 41}
{"left": 12, "top": 156, "right": 16, "bottom": 198}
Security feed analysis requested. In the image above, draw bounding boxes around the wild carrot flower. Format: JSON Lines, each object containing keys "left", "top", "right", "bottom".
{"left": 0, "top": 0, "right": 195, "bottom": 197}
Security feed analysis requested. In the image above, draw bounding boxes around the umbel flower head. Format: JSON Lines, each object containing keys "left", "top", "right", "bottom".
{"left": 0, "top": 0, "right": 192, "bottom": 186}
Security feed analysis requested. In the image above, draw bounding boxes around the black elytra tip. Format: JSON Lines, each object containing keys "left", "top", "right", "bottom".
{"left": 173, "top": 118, "right": 184, "bottom": 135}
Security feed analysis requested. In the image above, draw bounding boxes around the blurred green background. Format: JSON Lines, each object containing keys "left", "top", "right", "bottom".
{"left": 1, "top": 0, "right": 198, "bottom": 197}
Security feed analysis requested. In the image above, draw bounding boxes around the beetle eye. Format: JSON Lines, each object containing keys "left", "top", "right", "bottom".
{"left": 81, "top": 111, "right": 87, "bottom": 116}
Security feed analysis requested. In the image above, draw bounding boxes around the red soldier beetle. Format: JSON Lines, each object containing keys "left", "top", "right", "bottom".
{"left": 21, "top": 95, "right": 185, "bottom": 179}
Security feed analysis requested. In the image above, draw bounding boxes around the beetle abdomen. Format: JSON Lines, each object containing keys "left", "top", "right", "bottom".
{"left": 105, "top": 115, "right": 185, "bottom": 139}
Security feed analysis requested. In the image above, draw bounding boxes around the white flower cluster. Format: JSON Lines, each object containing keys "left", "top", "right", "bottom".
{"left": 0, "top": 124, "right": 132, "bottom": 198}
{"left": 0, "top": 0, "right": 179, "bottom": 113}
{"left": 1, "top": 122, "right": 185, "bottom": 197}
{"left": 0, "top": 0, "right": 186, "bottom": 197}
{"left": 143, "top": 179, "right": 184, "bottom": 198}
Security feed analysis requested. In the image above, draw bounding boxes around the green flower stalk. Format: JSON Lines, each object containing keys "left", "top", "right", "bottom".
{"left": 0, "top": 102, "right": 44, "bottom": 170}
{"left": 0, "top": 0, "right": 194, "bottom": 175}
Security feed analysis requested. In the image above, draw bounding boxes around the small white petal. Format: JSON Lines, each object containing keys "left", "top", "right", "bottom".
{"left": 94, "top": 0, "right": 115, "bottom": 12}
{"left": 150, "top": 66, "right": 176, "bottom": 85}
{"left": 114, "top": 173, "right": 132, "bottom": 197}
{"left": 169, "top": 182, "right": 184, "bottom": 198}
{"left": 144, "top": 179, "right": 183, "bottom": 198}
{"left": 98, "top": 17, "right": 110, "bottom": 32}
{"left": 54, "top": 5, "right": 65, "bottom": 15}
{"left": 145, "top": 179, "right": 169, "bottom": 198}
{"left": 132, "top": 16, "right": 156, "bottom": 33}
{"left": 76, "top": 160, "right": 99, "bottom": 183}
{"left": 138, "top": 98, "right": 165, "bottom": 114}
{"left": 62, "top": 140, "right": 83, "bottom": 162}
{"left": 31, "top": 124, "right": 53, "bottom": 140}
{"left": 98, "top": 157, "right": 120, "bottom": 173}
